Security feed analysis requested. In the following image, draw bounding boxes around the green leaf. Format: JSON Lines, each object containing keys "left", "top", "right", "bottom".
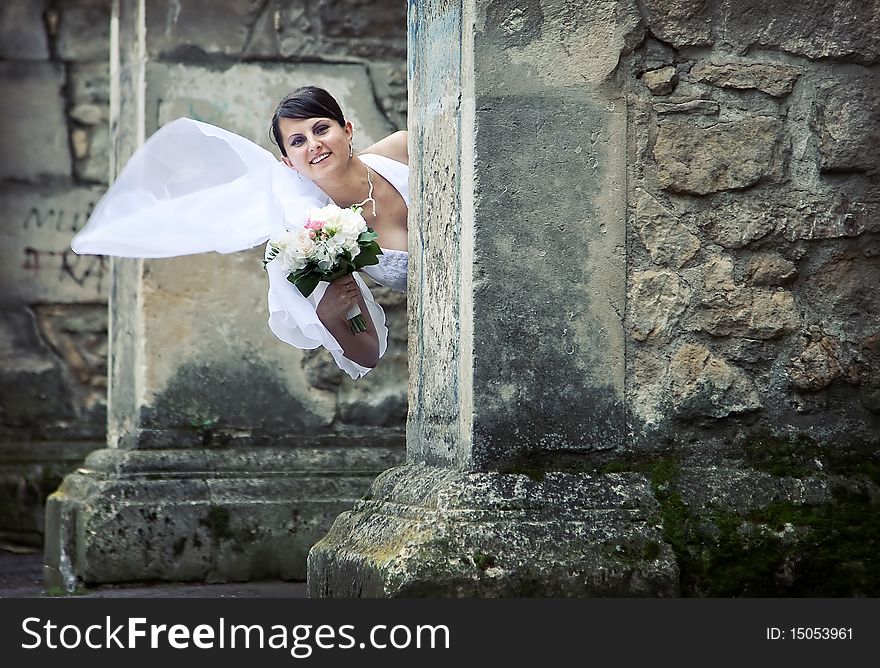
{"left": 292, "top": 271, "right": 321, "bottom": 298}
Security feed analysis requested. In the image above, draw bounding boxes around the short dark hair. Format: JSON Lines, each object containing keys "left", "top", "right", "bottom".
{"left": 270, "top": 86, "right": 346, "bottom": 157}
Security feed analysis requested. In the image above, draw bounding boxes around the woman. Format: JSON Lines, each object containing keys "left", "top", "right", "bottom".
{"left": 71, "top": 86, "right": 408, "bottom": 378}
{"left": 269, "top": 86, "right": 408, "bottom": 369}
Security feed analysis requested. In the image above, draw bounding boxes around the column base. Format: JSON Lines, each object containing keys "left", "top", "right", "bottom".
{"left": 44, "top": 445, "right": 403, "bottom": 592}
{"left": 308, "top": 465, "right": 680, "bottom": 597}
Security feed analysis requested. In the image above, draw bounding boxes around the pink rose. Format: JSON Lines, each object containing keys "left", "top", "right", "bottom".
{"left": 304, "top": 218, "right": 324, "bottom": 231}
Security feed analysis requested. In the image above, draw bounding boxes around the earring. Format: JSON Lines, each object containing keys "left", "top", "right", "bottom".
{"left": 349, "top": 142, "right": 353, "bottom": 158}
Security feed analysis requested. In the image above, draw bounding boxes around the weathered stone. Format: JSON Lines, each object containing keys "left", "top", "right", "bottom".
{"left": 0, "top": 62, "right": 71, "bottom": 181}
{"left": 337, "top": 349, "right": 408, "bottom": 426}
{"left": 675, "top": 466, "right": 831, "bottom": 511}
{"left": 45, "top": 446, "right": 404, "bottom": 589}
{"left": 634, "top": 37, "right": 676, "bottom": 75}
{"left": 690, "top": 61, "right": 801, "bottom": 97}
{"left": 640, "top": 0, "right": 712, "bottom": 48}
{"left": 669, "top": 344, "right": 762, "bottom": 418}
{"left": 788, "top": 332, "right": 844, "bottom": 392}
{"left": 695, "top": 197, "right": 778, "bottom": 248}
{"left": 145, "top": 0, "right": 258, "bottom": 58}
{"left": 0, "top": 309, "right": 78, "bottom": 427}
{"left": 635, "top": 189, "right": 700, "bottom": 268}
{"left": 721, "top": 0, "right": 880, "bottom": 64}
{"left": 56, "top": 0, "right": 110, "bottom": 61}
{"left": 71, "top": 128, "right": 89, "bottom": 160}
{"left": 246, "top": 0, "right": 406, "bottom": 60}
{"left": 813, "top": 78, "right": 880, "bottom": 174}
{"left": 802, "top": 245, "right": 880, "bottom": 343}
{"left": 318, "top": 0, "right": 407, "bottom": 41}
{"left": 74, "top": 123, "right": 109, "bottom": 184}
{"left": 653, "top": 98, "right": 719, "bottom": 115}
{"left": 697, "top": 288, "right": 800, "bottom": 340}
{"left": 690, "top": 256, "right": 799, "bottom": 339}
{"left": 70, "top": 103, "right": 106, "bottom": 125}
{"left": 0, "top": 184, "right": 108, "bottom": 305}
{"left": 641, "top": 66, "right": 678, "bottom": 95}
{"left": 654, "top": 117, "right": 788, "bottom": 195}
{"left": 0, "top": 0, "right": 50, "bottom": 60}
{"left": 309, "top": 466, "right": 679, "bottom": 597}
{"left": 69, "top": 63, "right": 110, "bottom": 105}
{"left": 744, "top": 253, "right": 797, "bottom": 285}
{"left": 628, "top": 269, "right": 691, "bottom": 341}
{"left": 782, "top": 197, "right": 879, "bottom": 240}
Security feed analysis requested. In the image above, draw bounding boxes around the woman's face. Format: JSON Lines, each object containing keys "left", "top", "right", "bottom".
{"left": 278, "top": 116, "right": 353, "bottom": 180}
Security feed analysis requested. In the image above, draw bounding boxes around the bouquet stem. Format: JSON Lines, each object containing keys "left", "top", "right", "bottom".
{"left": 345, "top": 304, "right": 367, "bottom": 334}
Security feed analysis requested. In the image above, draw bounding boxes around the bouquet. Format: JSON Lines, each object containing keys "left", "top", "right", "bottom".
{"left": 264, "top": 204, "right": 383, "bottom": 333}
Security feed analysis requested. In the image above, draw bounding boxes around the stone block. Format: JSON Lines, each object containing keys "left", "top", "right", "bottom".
{"left": 0, "top": 309, "right": 77, "bottom": 427}
{"left": 147, "top": 62, "right": 396, "bottom": 154}
{"left": 802, "top": 245, "right": 880, "bottom": 343}
{"left": 309, "top": 465, "right": 680, "bottom": 597}
{"left": 74, "top": 122, "right": 110, "bottom": 184}
{"left": 634, "top": 189, "right": 700, "bottom": 268}
{"left": 641, "top": 66, "right": 678, "bottom": 95}
{"left": 628, "top": 269, "right": 691, "bottom": 341}
{"left": 0, "top": 0, "right": 50, "bottom": 60}
{"left": 0, "top": 185, "right": 108, "bottom": 305}
{"left": 0, "top": 62, "right": 71, "bottom": 181}
{"left": 653, "top": 98, "right": 719, "bottom": 115}
{"left": 694, "top": 287, "right": 800, "bottom": 340}
{"left": 721, "top": 0, "right": 880, "bottom": 64}
{"left": 69, "top": 63, "right": 110, "bottom": 105}
{"left": 56, "top": 0, "right": 111, "bottom": 62}
{"left": 690, "top": 61, "right": 801, "bottom": 97}
{"left": 813, "top": 78, "right": 880, "bottom": 174}
{"left": 688, "top": 255, "right": 800, "bottom": 340}
{"left": 654, "top": 117, "right": 788, "bottom": 195}
{"left": 744, "top": 253, "right": 797, "bottom": 285}
{"left": 788, "top": 332, "right": 846, "bottom": 392}
{"left": 669, "top": 344, "right": 762, "bottom": 418}
{"left": 145, "top": 0, "right": 259, "bottom": 58}
{"left": 640, "top": 0, "right": 712, "bottom": 48}
{"left": 695, "top": 196, "right": 778, "bottom": 249}
{"left": 44, "top": 446, "right": 404, "bottom": 589}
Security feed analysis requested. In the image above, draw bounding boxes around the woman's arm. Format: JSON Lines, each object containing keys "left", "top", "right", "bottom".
{"left": 361, "top": 130, "right": 408, "bottom": 165}
{"left": 316, "top": 275, "right": 380, "bottom": 368}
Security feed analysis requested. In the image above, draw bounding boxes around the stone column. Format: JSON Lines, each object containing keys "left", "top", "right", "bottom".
{"left": 308, "top": 0, "right": 678, "bottom": 597}
{"left": 44, "top": 0, "right": 404, "bottom": 590}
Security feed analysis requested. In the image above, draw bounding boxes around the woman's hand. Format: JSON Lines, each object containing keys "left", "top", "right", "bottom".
{"left": 316, "top": 274, "right": 360, "bottom": 325}
{"left": 315, "top": 274, "right": 380, "bottom": 368}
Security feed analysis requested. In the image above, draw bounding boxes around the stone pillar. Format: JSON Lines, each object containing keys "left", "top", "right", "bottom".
{"left": 44, "top": 0, "right": 404, "bottom": 590}
{"left": 308, "top": 0, "right": 679, "bottom": 597}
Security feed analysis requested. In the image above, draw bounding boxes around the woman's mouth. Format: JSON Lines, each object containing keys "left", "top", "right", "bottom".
{"left": 309, "top": 152, "right": 331, "bottom": 165}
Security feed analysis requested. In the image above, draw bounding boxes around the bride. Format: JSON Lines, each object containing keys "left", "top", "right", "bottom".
{"left": 72, "top": 86, "right": 408, "bottom": 378}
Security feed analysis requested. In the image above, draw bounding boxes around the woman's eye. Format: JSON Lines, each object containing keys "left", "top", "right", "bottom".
{"left": 315, "top": 125, "right": 329, "bottom": 135}
{"left": 290, "top": 136, "right": 305, "bottom": 147}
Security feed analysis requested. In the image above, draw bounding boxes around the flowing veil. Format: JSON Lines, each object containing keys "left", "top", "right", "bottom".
{"left": 71, "top": 118, "right": 388, "bottom": 378}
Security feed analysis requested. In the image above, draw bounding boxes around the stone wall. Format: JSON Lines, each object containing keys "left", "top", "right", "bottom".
{"left": 622, "top": 0, "right": 879, "bottom": 449}
{"left": 1, "top": 0, "right": 408, "bottom": 546}
{"left": 0, "top": 0, "right": 111, "bottom": 546}
{"left": 619, "top": 0, "right": 879, "bottom": 594}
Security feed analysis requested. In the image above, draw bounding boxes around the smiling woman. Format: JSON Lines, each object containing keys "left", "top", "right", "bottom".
{"left": 70, "top": 86, "right": 409, "bottom": 378}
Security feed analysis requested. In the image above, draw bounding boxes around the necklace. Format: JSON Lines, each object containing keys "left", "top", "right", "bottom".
{"left": 354, "top": 165, "right": 377, "bottom": 217}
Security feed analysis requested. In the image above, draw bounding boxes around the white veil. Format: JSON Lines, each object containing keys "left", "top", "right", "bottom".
{"left": 71, "top": 118, "right": 387, "bottom": 378}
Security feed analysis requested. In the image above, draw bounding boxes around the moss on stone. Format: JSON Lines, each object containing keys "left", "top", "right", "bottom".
{"left": 640, "top": 454, "right": 880, "bottom": 596}
{"left": 472, "top": 552, "right": 496, "bottom": 571}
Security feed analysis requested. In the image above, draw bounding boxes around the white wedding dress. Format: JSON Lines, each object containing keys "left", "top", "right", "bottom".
{"left": 71, "top": 118, "right": 408, "bottom": 379}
